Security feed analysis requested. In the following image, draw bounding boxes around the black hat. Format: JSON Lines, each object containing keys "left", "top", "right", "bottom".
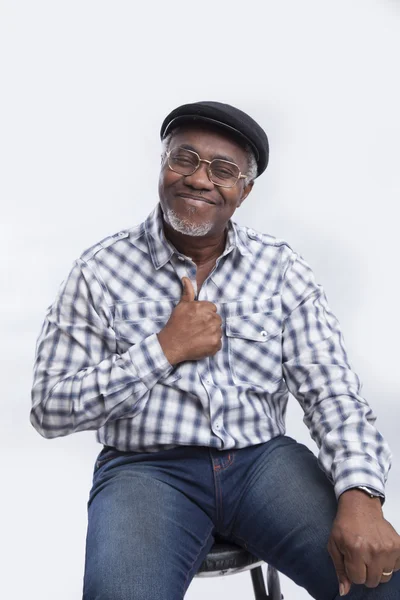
{"left": 160, "top": 101, "right": 269, "bottom": 177}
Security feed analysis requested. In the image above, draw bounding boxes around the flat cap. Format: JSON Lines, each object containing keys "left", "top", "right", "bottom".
{"left": 160, "top": 101, "right": 269, "bottom": 177}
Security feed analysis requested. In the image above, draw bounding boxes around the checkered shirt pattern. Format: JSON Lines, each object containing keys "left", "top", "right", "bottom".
{"left": 31, "top": 204, "right": 391, "bottom": 498}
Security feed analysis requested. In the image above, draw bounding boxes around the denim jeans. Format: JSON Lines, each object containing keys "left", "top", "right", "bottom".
{"left": 82, "top": 435, "right": 400, "bottom": 599}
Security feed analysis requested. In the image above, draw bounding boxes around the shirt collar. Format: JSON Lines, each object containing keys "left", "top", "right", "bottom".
{"left": 144, "top": 203, "right": 251, "bottom": 270}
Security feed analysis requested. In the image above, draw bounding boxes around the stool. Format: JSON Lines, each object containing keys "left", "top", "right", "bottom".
{"left": 196, "top": 534, "right": 283, "bottom": 599}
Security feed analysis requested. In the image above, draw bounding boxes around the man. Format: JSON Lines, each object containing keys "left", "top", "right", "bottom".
{"left": 31, "top": 101, "right": 400, "bottom": 599}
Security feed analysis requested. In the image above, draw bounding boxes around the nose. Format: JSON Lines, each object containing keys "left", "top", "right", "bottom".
{"left": 183, "top": 160, "right": 215, "bottom": 190}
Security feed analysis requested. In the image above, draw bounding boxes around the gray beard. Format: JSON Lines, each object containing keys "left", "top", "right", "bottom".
{"left": 164, "top": 208, "right": 214, "bottom": 237}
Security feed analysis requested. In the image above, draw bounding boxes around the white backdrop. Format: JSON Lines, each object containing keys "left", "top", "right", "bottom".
{"left": 1, "top": 1, "right": 399, "bottom": 598}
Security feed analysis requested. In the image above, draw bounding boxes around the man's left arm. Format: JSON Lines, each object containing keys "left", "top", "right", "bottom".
{"left": 280, "top": 249, "right": 400, "bottom": 594}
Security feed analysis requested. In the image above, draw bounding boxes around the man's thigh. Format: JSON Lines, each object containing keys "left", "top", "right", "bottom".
{"left": 228, "top": 436, "right": 400, "bottom": 600}
{"left": 82, "top": 452, "right": 215, "bottom": 600}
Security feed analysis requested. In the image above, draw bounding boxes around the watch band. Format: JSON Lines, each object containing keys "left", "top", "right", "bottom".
{"left": 356, "top": 486, "right": 385, "bottom": 500}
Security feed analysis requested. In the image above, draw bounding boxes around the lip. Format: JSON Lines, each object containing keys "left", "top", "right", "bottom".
{"left": 177, "top": 193, "right": 216, "bottom": 205}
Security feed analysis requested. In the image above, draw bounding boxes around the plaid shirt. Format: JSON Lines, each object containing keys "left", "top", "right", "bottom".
{"left": 31, "top": 203, "right": 391, "bottom": 498}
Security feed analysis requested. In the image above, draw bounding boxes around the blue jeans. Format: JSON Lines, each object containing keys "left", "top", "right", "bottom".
{"left": 82, "top": 435, "right": 400, "bottom": 599}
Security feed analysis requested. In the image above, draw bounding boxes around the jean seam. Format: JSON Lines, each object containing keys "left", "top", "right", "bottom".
{"left": 218, "top": 452, "right": 235, "bottom": 534}
{"left": 181, "top": 523, "right": 214, "bottom": 598}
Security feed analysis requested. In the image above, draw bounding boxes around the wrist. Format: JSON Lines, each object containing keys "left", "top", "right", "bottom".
{"left": 338, "top": 488, "right": 383, "bottom": 511}
{"left": 157, "top": 331, "right": 182, "bottom": 366}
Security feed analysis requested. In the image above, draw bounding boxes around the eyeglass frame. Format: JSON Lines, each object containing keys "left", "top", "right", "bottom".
{"left": 164, "top": 146, "right": 248, "bottom": 189}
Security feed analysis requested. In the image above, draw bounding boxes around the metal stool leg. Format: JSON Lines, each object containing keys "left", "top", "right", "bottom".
{"left": 250, "top": 564, "right": 283, "bottom": 600}
{"left": 267, "top": 565, "right": 283, "bottom": 600}
{"left": 250, "top": 565, "right": 268, "bottom": 599}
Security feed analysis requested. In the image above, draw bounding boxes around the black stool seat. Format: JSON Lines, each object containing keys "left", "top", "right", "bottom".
{"left": 196, "top": 536, "right": 283, "bottom": 599}
{"left": 196, "top": 538, "right": 263, "bottom": 577}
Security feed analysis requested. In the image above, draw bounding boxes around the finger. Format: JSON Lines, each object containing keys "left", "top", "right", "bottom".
{"left": 380, "top": 567, "right": 395, "bottom": 584}
{"left": 180, "top": 277, "right": 195, "bottom": 302}
{"left": 343, "top": 553, "right": 367, "bottom": 587}
{"left": 366, "top": 562, "right": 388, "bottom": 588}
{"left": 328, "top": 539, "right": 352, "bottom": 596}
{"left": 197, "top": 300, "right": 218, "bottom": 312}
{"left": 394, "top": 554, "right": 400, "bottom": 572}
{"left": 381, "top": 554, "right": 398, "bottom": 580}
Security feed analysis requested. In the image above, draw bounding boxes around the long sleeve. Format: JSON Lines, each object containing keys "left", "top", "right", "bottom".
{"left": 281, "top": 251, "right": 392, "bottom": 499}
{"left": 30, "top": 258, "right": 173, "bottom": 438}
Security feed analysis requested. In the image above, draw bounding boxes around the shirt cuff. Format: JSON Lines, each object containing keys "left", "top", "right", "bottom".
{"left": 333, "top": 457, "right": 386, "bottom": 500}
{"left": 127, "top": 333, "right": 174, "bottom": 389}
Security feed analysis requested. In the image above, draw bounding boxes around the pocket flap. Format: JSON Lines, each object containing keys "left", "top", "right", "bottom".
{"left": 226, "top": 312, "right": 281, "bottom": 342}
{"left": 114, "top": 300, "right": 175, "bottom": 322}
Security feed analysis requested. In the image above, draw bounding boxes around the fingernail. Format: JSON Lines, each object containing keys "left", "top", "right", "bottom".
{"left": 339, "top": 583, "right": 345, "bottom": 596}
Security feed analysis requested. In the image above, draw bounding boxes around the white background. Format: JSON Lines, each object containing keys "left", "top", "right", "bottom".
{"left": 1, "top": 1, "right": 399, "bottom": 598}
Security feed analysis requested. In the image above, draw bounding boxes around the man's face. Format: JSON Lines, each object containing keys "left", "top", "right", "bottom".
{"left": 158, "top": 125, "right": 254, "bottom": 237}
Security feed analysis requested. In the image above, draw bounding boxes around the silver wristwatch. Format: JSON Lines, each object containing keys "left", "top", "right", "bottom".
{"left": 356, "top": 486, "right": 385, "bottom": 501}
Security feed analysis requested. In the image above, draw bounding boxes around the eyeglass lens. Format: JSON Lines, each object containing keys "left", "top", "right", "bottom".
{"left": 168, "top": 148, "right": 240, "bottom": 187}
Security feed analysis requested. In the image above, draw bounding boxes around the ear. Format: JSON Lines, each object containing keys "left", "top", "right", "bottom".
{"left": 237, "top": 181, "right": 254, "bottom": 207}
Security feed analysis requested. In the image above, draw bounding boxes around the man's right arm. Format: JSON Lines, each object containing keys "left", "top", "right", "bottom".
{"left": 30, "top": 258, "right": 173, "bottom": 438}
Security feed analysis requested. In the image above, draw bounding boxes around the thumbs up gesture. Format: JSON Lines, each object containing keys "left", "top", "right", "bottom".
{"left": 180, "top": 276, "right": 197, "bottom": 303}
{"left": 157, "top": 277, "right": 222, "bottom": 365}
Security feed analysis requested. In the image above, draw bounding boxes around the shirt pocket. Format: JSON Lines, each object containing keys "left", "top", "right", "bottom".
{"left": 226, "top": 299, "right": 283, "bottom": 388}
{"left": 114, "top": 300, "right": 174, "bottom": 340}
{"left": 113, "top": 299, "right": 181, "bottom": 383}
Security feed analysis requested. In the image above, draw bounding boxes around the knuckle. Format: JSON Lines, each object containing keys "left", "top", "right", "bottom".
{"left": 351, "top": 537, "right": 364, "bottom": 552}
{"left": 212, "top": 338, "right": 222, "bottom": 352}
{"left": 205, "top": 302, "right": 217, "bottom": 312}
{"left": 370, "top": 542, "right": 382, "bottom": 555}
{"left": 215, "top": 322, "right": 223, "bottom": 334}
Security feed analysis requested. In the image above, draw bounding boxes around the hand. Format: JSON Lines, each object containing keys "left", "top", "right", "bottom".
{"left": 327, "top": 489, "right": 400, "bottom": 595}
{"left": 157, "top": 277, "right": 222, "bottom": 365}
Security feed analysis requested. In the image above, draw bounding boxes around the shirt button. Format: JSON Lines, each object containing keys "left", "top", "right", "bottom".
{"left": 117, "top": 232, "right": 126, "bottom": 237}
{"left": 177, "top": 256, "right": 185, "bottom": 261}
{"left": 260, "top": 330, "right": 268, "bottom": 337}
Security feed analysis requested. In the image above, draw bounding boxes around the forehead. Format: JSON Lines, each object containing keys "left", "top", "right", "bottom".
{"left": 169, "top": 125, "right": 248, "bottom": 166}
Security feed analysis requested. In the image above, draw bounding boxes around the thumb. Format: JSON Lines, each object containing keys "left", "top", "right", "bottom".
{"left": 180, "top": 277, "right": 195, "bottom": 302}
{"left": 328, "top": 539, "right": 352, "bottom": 596}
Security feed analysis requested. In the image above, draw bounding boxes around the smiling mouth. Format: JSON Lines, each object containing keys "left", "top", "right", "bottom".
{"left": 177, "top": 193, "right": 216, "bottom": 205}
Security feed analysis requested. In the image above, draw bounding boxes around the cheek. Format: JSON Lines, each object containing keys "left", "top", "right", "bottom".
{"left": 225, "top": 192, "right": 242, "bottom": 210}
{"left": 159, "top": 168, "right": 182, "bottom": 192}
{"left": 158, "top": 170, "right": 171, "bottom": 199}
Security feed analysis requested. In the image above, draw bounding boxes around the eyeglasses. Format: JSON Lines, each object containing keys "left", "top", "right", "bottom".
{"left": 165, "top": 146, "right": 248, "bottom": 188}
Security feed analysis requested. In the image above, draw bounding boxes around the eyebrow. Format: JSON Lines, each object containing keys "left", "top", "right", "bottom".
{"left": 179, "top": 144, "right": 238, "bottom": 164}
